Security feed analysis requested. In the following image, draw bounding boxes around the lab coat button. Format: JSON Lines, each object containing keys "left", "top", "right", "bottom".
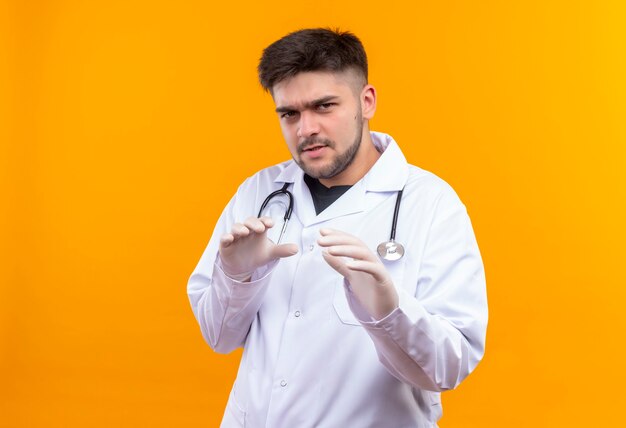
{"left": 308, "top": 244, "right": 315, "bottom": 251}
{"left": 294, "top": 311, "right": 301, "bottom": 317}
{"left": 280, "top": 380, "right": 287, "bottom": 387}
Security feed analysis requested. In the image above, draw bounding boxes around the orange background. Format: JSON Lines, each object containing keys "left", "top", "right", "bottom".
{"left": 2, "top": 1, "right": 626, "bottom": 427}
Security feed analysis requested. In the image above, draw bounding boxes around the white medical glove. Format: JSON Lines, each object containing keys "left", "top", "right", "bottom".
{"left": 317, "top": 228, "right": 399, "bottom": 320}
{"left": 219, "top": 216, "right": 298, "bottom": 282}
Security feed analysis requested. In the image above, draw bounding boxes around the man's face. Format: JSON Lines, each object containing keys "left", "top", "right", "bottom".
{"left": 272, "top": 70, "right": 371, "bottom": 183}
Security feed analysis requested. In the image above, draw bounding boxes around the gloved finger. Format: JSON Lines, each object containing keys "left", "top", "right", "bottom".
{"left": 321, "top": 251, "right": 351, "bottom": 278}
{"left": 231, "top": 223, "right": 250, "bottom": 239}
{"left": 259, "top": 216, "right": 275, "bottom": 229}
{"left": 319, "top": 228, "right": 361, "bottom": 240}
{"left": 219, "top": 233, "right": 235, "bottom": 248}
{"left": 346, "top": 260, "right": 392, "bottom": 284}
{"left": 243, "top": 217, "right": 268, "bottom": 234}
{"left": 270, "top": 243, "right": 299, "bottom": 259}
{"left": 319, "top": 227, "right": 348, "bottom": 236}
{"left": 326, "top": 244, "right": 377, "bottom": 262}
{"left": 318, "top": 229, "right": 364, "bottom": 247}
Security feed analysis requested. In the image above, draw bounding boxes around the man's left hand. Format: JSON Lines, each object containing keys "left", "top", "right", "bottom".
{"left": 317, "top": 228, "right": 399, "bottom": 320}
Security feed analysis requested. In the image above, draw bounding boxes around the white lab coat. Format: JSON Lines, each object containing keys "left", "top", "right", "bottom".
{"left": 188, "top": 132, "right": 488, "bottom": 428}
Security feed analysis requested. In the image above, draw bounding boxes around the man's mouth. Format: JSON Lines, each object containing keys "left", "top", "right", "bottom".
{"left": 303, "top": 145, "right": 326, "bottom": 152}
{"left": 298, "top": 138, "right": 333, "bottom": 155}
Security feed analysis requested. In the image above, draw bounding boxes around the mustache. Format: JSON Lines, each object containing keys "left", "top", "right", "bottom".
{"left": 297, "top": 138, "right": 334, "bottom": 154}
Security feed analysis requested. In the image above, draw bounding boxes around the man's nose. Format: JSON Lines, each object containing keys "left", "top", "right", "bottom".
{"left": 297, "top": 111, "right": 320, "bottom": 138}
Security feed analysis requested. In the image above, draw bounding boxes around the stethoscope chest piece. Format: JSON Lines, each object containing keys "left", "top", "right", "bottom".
{"left": 377, "top": 240, "right": 405, "bottom": 261}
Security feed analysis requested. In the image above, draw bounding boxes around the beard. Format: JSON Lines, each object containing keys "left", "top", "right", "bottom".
{"left": 294, "top": 116, "right": 364, "bottom": 181}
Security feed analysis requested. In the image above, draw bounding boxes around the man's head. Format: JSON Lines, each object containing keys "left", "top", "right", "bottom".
{"left": 258, "top": 29, "right": 378, "bottom": 187}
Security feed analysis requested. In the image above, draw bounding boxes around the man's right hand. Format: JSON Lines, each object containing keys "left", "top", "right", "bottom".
{"left": 218, "top": 216, "right": 299, "bottom": 281}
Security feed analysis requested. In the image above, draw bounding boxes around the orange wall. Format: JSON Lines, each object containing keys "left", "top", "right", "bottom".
{"left": 2, "top": 1, "right": 626, "bottom": 427}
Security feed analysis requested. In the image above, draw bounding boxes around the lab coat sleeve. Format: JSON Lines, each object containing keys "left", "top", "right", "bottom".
{"left": 347, "top": 185, "right": 488, "bottom": 392}
{"left": 187, "top": 181, "right": 278, "bottom": 354}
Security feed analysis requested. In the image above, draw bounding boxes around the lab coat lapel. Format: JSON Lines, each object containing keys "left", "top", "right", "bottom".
{"left": 292, "top": 172, "right": 317, "bottom": 226}
{"left": 290, "top": 175, "right": 367, "bottom": 226}
{"left": 312, "top": 181, "right": 366, "bottom": 224}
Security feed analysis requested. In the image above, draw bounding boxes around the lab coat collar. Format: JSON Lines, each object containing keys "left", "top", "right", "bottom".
{"left": 363, "top": 132, "right": 409, "bottom": 192}
{"left": 273, "top": 132, "right": 409, "bottom": 226}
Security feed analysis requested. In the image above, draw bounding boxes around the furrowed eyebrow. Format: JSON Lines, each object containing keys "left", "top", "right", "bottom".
{"left": 275, "top": 95, "right": 339, "bottom": 113}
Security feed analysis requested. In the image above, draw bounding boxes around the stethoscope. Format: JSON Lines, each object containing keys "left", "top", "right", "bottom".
{"left": 258, "top": 183, "right": 406, "bottom": 261}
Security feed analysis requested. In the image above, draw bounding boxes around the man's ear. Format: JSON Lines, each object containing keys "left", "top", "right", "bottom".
{"left": 360, "top": 84, "right": 377, "bottom": 120}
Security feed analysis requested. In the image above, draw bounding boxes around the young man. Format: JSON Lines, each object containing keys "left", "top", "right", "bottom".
{"left": 188, "top": 28, "right": 488, "bottom": 427}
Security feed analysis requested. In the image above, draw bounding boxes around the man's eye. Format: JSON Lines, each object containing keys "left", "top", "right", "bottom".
{"left": 318, "top": 103, "right": 334, "bottom": 110}
{"left": 281, "top": 111, "right": 297, "bottom": 119}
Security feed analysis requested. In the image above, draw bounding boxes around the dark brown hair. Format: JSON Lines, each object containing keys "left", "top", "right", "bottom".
{"left": 258, "top": 28, "right": 368, "bottom": 92}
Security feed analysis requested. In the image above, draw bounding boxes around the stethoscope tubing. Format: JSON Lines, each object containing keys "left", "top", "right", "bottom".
{"left": 257, "top": 182, "right": 293, "bottom": 219}
{"left": 389, "top": 189, "right": 403, "bottom": 242}
{"left": 258, "top": 182, "right": 293, "bottom": 244}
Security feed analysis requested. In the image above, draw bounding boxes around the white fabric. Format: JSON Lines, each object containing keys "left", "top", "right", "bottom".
{"left": 188, "top": 132, "right": 488, "bottom": 428}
